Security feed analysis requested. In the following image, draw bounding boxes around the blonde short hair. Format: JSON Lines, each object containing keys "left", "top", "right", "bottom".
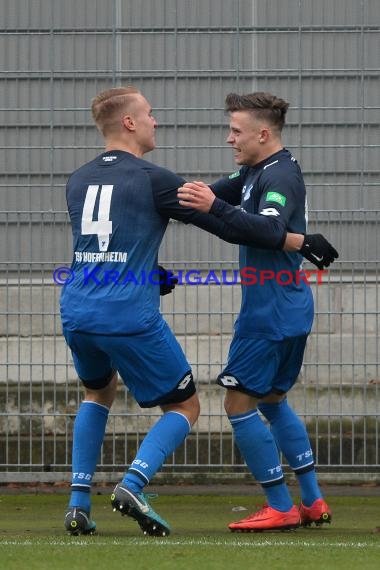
{"left": 91, "top": 86, "right": 140, "bottom": 136}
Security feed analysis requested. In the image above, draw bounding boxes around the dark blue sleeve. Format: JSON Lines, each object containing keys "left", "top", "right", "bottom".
{"left": 209, "top": 197, "right": 287, "bottom": 248}
{"left": 257, "top": 162, "right": 306, "bottom": 233}
{"left": 150, "top": 167, "right": 286, "bottom": 250}
{"left": 209, "top": 167, "right": 249, "bottom": 205}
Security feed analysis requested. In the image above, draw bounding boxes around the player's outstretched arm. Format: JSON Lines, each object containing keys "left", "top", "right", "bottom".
{"left": 178, "top": 182, "right": 339, "bottom": 269}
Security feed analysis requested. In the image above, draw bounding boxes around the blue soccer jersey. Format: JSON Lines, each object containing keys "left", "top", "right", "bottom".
{"left": 210, "top": 148, "right": 314, "bottom": 340}
{"left": 61, "top": 151, "right": 168, "bottom": 334}
{"left": 61, "top": 150, "right": 288, "bottom": 335}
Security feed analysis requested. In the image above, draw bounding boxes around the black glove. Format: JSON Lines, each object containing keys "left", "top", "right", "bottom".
{"left": 299, "top": 234, "right": 339, "bottom": 270}
{"left": 158, "top": 265, "right": 178, "bottom": 296}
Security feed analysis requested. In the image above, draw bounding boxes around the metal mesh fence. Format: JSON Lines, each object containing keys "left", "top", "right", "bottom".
{"left": 0, "top": 0, "right": 379, "bottom": 482}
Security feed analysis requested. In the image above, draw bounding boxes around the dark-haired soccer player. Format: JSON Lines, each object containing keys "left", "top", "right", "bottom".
{"left": 61, "top": 87, "right": 337, "bottom": 536}
{"left": 178, "top": 91, "right": 334, "bottom": 532}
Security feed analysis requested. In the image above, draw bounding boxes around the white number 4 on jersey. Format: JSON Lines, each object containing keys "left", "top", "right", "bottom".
{"left": 81, "top": 185, "right": 114, "bottom": 251}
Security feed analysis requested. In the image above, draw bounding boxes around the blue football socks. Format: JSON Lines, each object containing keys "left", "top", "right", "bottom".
{"left": 258, "top": 399, "right": 323, "bottom": 506}
{"left": 69, "top": 400, "right": 110, "bottom": 512}
{"left": 122, "top": 411, "right": 191, "bottom": 493}
{"left": 229, "top": 409, "right": 293, "bottom": 511}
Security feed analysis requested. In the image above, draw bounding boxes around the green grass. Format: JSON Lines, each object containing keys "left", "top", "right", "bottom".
{"left": 1, "top": 494, "right": 380, "bottom": 570}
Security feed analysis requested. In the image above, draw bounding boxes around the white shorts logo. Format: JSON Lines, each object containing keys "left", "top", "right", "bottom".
{"left": 219, "top": 375, "right": 239, "bottom": 387}
{"left": 178, "top": 373, "right": 192, "bottom": 390}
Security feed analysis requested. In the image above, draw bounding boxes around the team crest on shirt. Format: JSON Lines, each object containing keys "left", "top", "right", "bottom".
{"left": 242, "top": 183, "right": 253, "bottom": 201}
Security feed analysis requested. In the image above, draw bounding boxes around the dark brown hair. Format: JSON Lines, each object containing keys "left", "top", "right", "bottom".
{"left": 225, "top": 92, "right": 289, "bottom": 132}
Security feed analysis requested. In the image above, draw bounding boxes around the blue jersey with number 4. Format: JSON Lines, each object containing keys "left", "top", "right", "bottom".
{"left": 61, "top": 151, "right": 172, "bottom": 334}
{"left": 61, "top": 150, "right": 288, "bottom": 335}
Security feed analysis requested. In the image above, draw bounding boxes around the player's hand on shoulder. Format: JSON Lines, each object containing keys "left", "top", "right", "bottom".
{"left": 178, "top": 181, "right": 215, "bottom": 213}
{"left": 300, "top": 233, "right": 339, "bottom": 270}
{"left": 158, "top": 265, "right": 178, "bottom": 296}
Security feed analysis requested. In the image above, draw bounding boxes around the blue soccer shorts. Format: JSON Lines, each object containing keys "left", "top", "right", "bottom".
{"left": 217, "top": 333, "right": 308, "bottom": 398}
{"left": 63, "top": 318, "right": 194, "bottom": 408}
